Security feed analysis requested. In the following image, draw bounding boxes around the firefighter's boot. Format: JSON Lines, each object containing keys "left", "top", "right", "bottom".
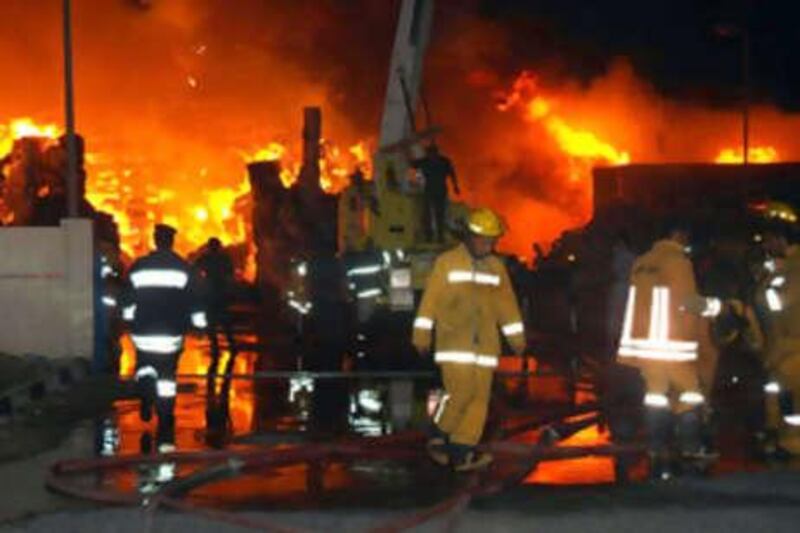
{"left": 777, "top": 391, "right": 800, "bottom": 455}
{"left": 446, "top": 443, "right": 492, "bottom": 472}
{"left": 645, "top": 407, "right": 674, "bottom": 481}
{"left": 453, "top": 449, "right": 493, "bottom": 472}
{"left": 426, "top": 424, "right": 450, "bottom": 466}
{"left": 676, "top": 409, "right": 716, "bottom": 475}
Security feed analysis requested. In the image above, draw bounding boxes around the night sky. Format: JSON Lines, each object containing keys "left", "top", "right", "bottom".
{"left": 475, "top": 0, "right": 800, "bottom": 110}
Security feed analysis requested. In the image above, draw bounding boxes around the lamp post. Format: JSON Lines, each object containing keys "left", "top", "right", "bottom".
{"left": 63, "top": 0, "right": 79, "bottom": 217}
{"left": 741, "top": 25, "right": 750, "bottom": 165}
{"left": 714, "top": 20, "right": 751, "bottom": 165}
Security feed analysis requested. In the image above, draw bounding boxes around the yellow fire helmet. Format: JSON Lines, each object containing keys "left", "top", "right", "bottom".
{"left": 467, "top": 207, "right": 506, "bottom": 238}
{"left": 750, "top": 200, "right": 798, "bottom": 224}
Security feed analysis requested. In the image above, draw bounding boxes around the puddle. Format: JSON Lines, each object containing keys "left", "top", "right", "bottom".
{"left": 75, "top": 338, "right": 646, "bottom": 506}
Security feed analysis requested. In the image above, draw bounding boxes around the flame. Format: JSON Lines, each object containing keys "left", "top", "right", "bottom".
{"left": 245, "top": 142, "right": 287, "bottom": 164}
{"left": 715, "top": 146, "right": 779, "bottom": 164}
{"left": 489, "top": 68, "right": 795, "bottom": 259}
{"left": 0, "top": 117, "right": 61, "bottom": 153}
{"left": 1, "top": 117, "right": 365, "bottom": 272}
{"left": 244, "top": 139, "right": 371, "bottom": 193}
{"left": 498, "top": 71, "right": 630, "bottom": 176}
{"left": 491, "top": 71, "right": 632, "bottom": 258}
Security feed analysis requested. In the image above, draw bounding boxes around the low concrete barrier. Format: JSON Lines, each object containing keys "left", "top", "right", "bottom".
{"left": 0, "top": 218, "right": 93, "bottom": 360}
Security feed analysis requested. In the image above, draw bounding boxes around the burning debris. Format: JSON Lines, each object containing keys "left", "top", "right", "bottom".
{"left": 0, "top": 115, "right": 368, "bottom": 282}
{"left": 1, "top": 2, "right": 800, "bottom": 265}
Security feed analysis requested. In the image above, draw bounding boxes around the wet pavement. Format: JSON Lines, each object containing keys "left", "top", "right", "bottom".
{"left": 2, "top": 335, "right": 800, "bottom": 531}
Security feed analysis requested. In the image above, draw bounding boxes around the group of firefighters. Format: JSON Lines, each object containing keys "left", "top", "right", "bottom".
{"left": 114, "top": 168, "right": 799, "bottom": 479}
{"left": 415, "top": 203, "right": 800, "bottom": 476}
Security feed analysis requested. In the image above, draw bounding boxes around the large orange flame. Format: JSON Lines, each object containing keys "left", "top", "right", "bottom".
{"left": 497, "top": 71, "right": 630, "bottom": 179}
{"left": 1, "top": 117, "right": 367, "bottom": 270}
{"left": 0, "top": 117, "right": 61, "bottom": 154}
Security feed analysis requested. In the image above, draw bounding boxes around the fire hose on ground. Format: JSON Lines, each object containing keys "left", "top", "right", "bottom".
{"left": 46, "top": 411, "right": 645, "bottom": 532}
{"left": 45, "top": 360, "right": 645, "bottom": 531}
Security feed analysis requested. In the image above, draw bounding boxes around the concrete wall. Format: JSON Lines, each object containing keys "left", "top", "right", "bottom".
{"left": 0, "top": 219, "right": 93, "bottom": 359}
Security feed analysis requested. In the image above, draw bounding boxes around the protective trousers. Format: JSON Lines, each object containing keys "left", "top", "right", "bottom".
{"left": 135, "top": 350, "right": 179, "bottom": 421}
{"left": 634, "top": 360, "right": 704, "bottom": 414}
{"left": 423, "top": 191, "right": 447, "bottom": 243}
{"left": 434, "top": 362, "right": 493, "bottom": 447}
{"left": 627, "top": 360, "right": 705, "bottom": 471}
{"left": 206, "top": 308, "right": 237, "bottom": 391}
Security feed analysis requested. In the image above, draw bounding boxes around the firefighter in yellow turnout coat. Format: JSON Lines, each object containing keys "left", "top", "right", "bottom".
{"left": 617, "top": 222, "right": 722, "bottom": 478}
{"left": 413, "top": 208, "right": 526, "bottom": 471}
{"left": 761, "top": 217, "right": 800, "bottom": 455}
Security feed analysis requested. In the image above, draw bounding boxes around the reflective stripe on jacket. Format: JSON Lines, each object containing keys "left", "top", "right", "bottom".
{"left": 766, "top": 245, "right": 800, "bottom": 369}
{"left": 618, "top": 239, "right": 703, "bottom": 362}
{"left": 412, "top": 243, "right": 525, "bottom": 365}
{"left": 124, "top": 249, "right": 204, "bottom": 338}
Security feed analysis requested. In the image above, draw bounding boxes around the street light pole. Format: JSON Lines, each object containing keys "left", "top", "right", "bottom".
{"left": 742, "top": 25, "right": 750, "bottom": 165}
{"left": 63, "top": 0, "right": 79, "bottom": 217}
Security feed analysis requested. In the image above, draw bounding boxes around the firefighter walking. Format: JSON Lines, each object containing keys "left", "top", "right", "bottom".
{"left": 124, "top": 224, "right": 206, "bottom": 425}
{"left": 617, "top": 221, "right": 722, "bottom": 479}
{"left": 412, "top": 207, "right": 526, "bottom": 471}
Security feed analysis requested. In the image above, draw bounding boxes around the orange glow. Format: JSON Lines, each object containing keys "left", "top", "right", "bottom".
{"left": 715, "top": 146, "right": 779, "bottom": 164}
{"left": 0, "top": 117, "right": 60, "bottom": 155}
{"left": 244, "top": 139, "right": 371, "bottom": 192}
{"left": 2, "top": 117, "right": 366, "bottom": 269}
{"left": 526, "top": 423, "right": 616, "bottom": 485}
{"left": 492, "top": 71, "right": 633, "bottom": 258}
{"left": 487, "top": 66, "right": 800, "bottom": 258}
{"left": 117, "top": 337, "right": 257, "bottom": 438}
{"left": 498, "top": 71, "right": 630, "bottom": 177}
{"left": 545, "top": 118, "right": 630, "bottom": 168}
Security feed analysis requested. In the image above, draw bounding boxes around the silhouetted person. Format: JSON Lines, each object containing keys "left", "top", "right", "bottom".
{"left": 306, "top": 254, "right": 352, "bottom": 432}
{"left": 607, "top": 231, "right": 636, "bottom": 360}
{"left": 412, "top": 143, "right": 460, "bottom": 242}
{"left": 194, "top": 237, "right": 238, "bottom": 392}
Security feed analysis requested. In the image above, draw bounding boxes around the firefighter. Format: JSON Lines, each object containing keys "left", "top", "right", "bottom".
{"left": 758, "top": 207, "right": 800, "bottom": 456}
{"left": 617, "top": 219, "right": 723, "bottom": 479}
{"left": 306, "top": 254, "right": 352, "bottom": 431}
{"left": 123, "top": 224, "right": 206, "bottom": 424}
{"left": 338, "top": 168, "right": 378, "bottom": 252}
{"left": 411, "top": 143, "right": 460, "bottom": 243}
{"left": 412, "top": 207, "right": 526, "bottom": 471}
{"left": 194, "top": 237, "right": 238, "bottom": 393}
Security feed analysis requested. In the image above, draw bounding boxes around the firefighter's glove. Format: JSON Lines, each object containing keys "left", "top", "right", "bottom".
{"left": 725, "top": 299, "right": 745, "bottom": 316}
{"left": 412, "top": 318, "right": 433, "bottom": 357}
{"left": 191, "top": 311, "right": 208, "bottom": 330}
{"left": 414, "top": 343, "right": 432, "bottom": 358}
{"left": 681, "top": 295, "right": 722, "bottom": 317}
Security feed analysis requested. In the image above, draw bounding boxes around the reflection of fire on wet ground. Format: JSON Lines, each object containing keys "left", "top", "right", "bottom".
{"left": 108, "top": 345, "right": 630, "bottom": 493}
{"left": 115, "top": 336, "right": 259, "bottom": 452}
{"left": 525, "top": 423, "right": 615, "bottom": 485}
{"left": 494, "top": 356, "right": 619, "bottom": 485}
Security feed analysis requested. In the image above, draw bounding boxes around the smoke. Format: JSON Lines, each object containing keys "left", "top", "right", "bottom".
{"left": 0, "top": 0, "right": 384, "bottom": 185}
{"left": 3, "top": 1, "right": 800, "bottom": 259}
{"left": 421, "top": 5, "right": 800, "bottom": 257}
